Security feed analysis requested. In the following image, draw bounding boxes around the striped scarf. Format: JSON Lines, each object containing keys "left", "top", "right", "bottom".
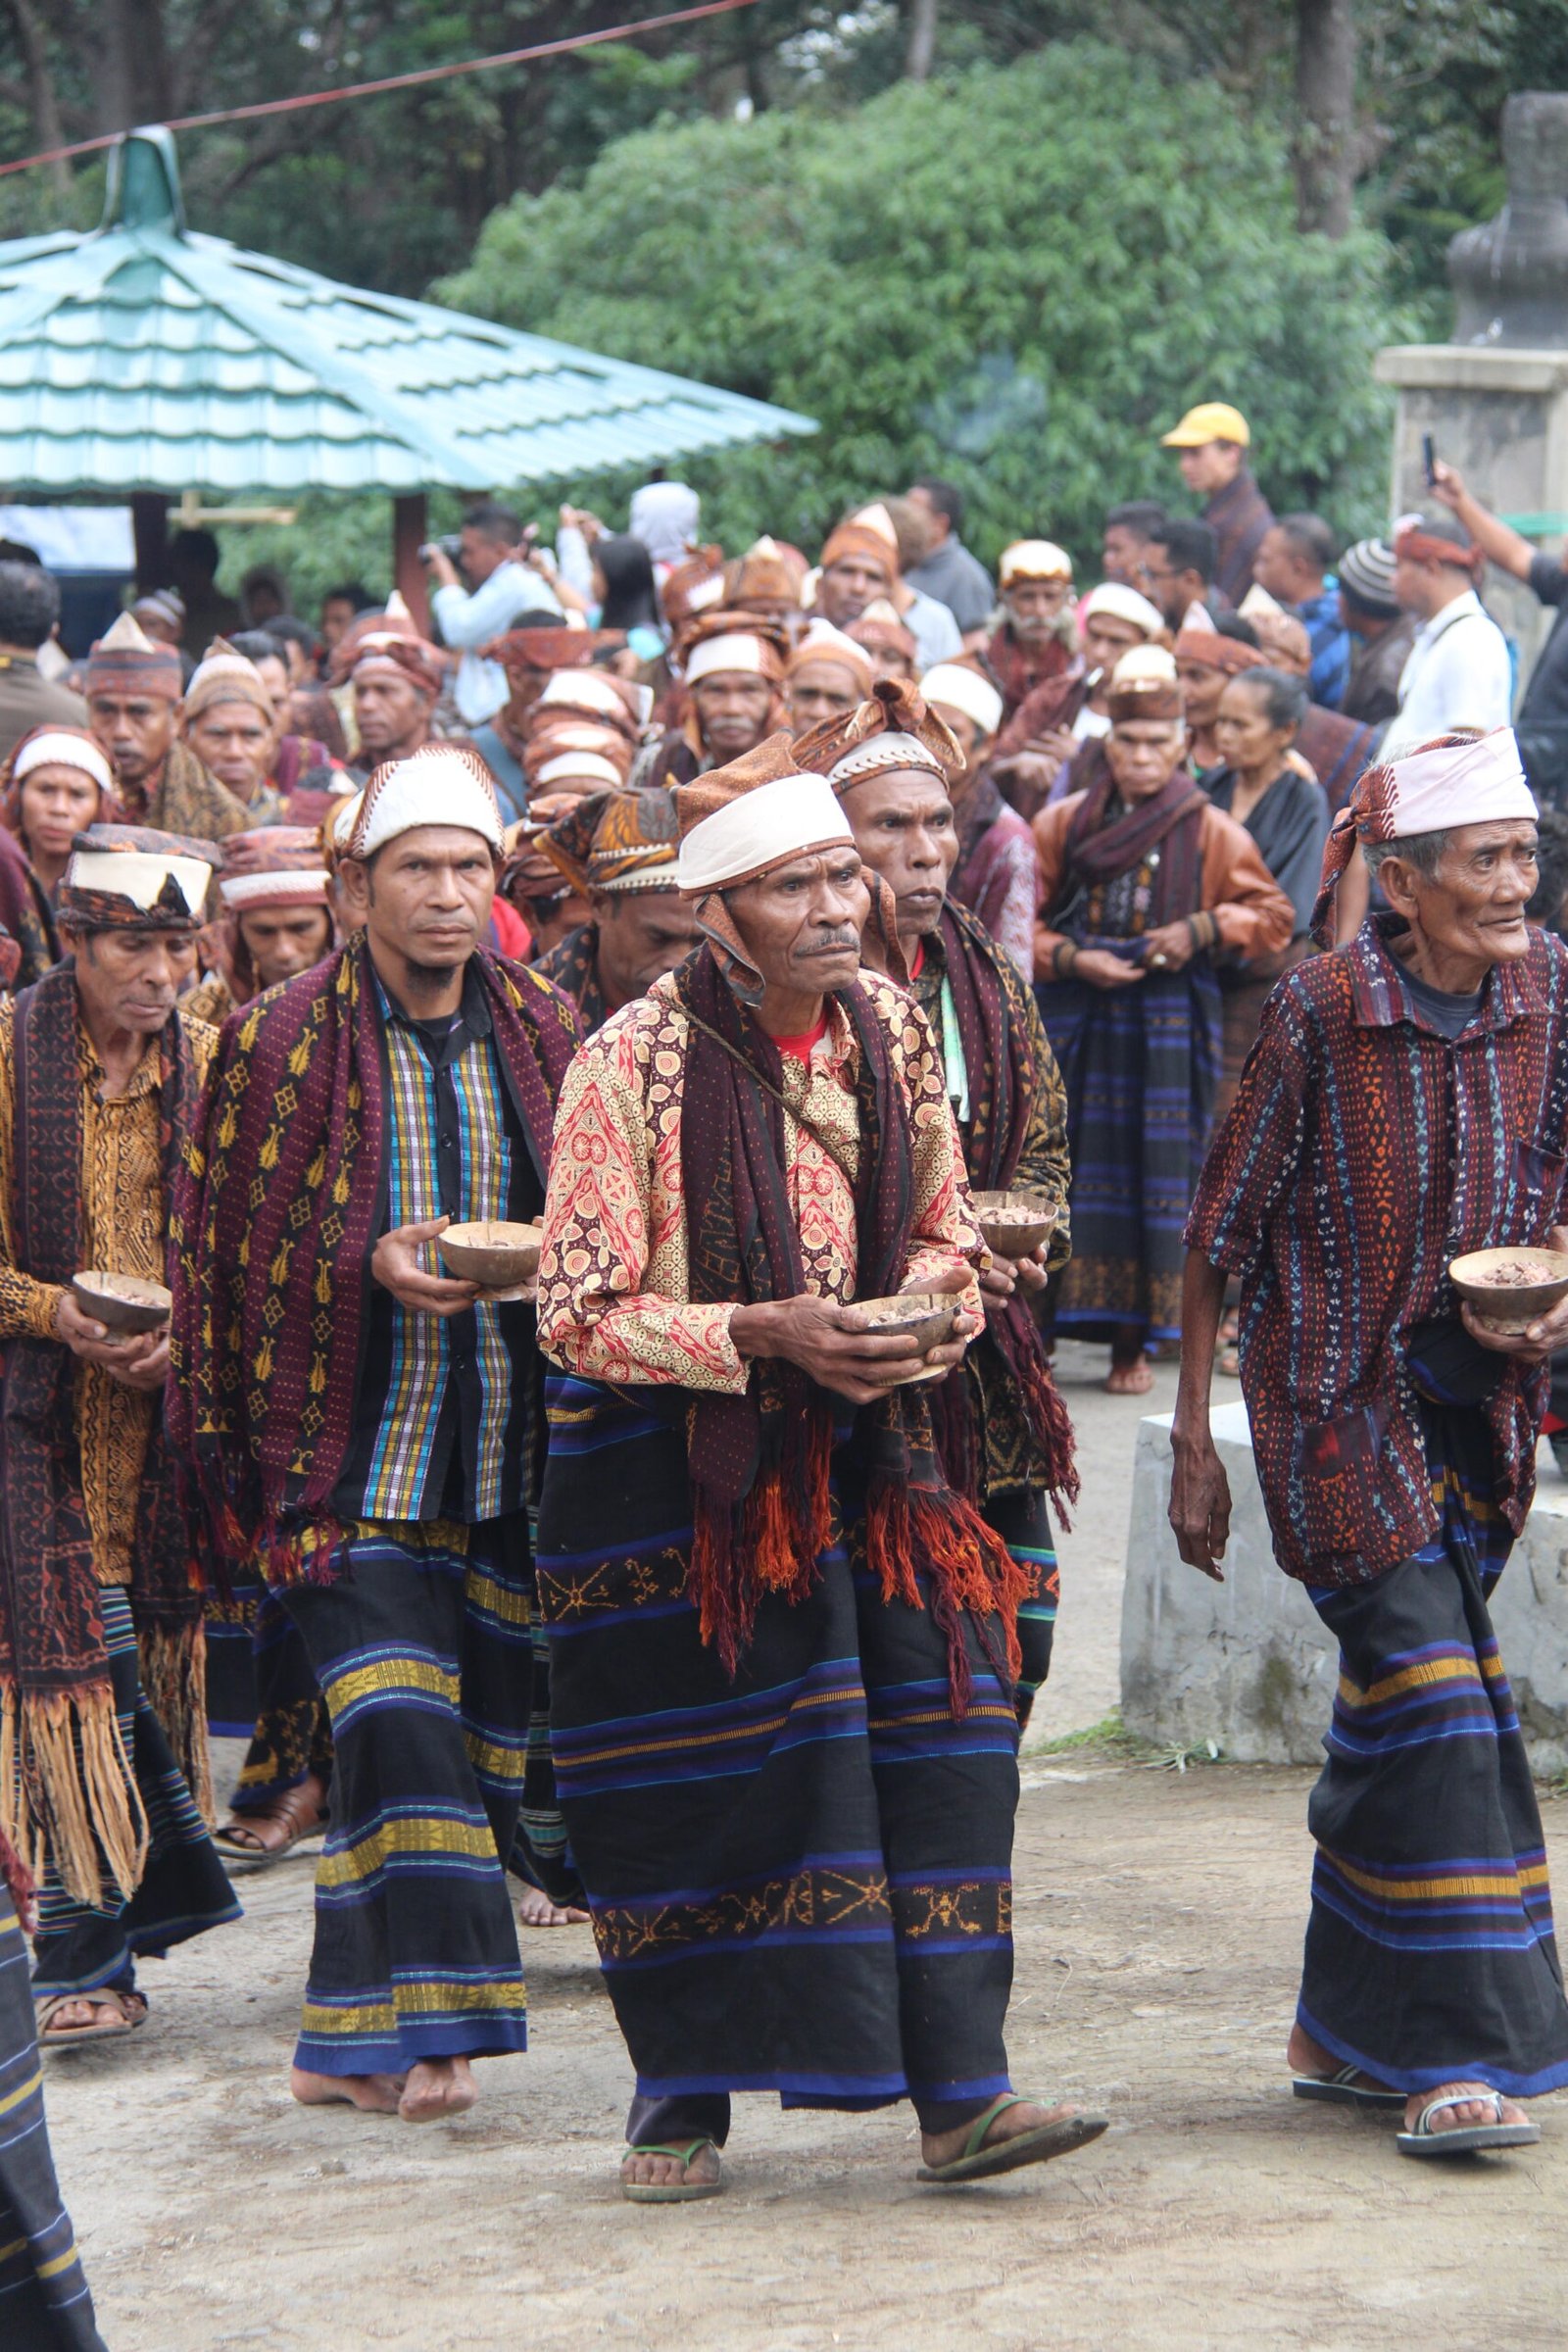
{"left": 170, "top": 929, "right": 580, "bottom": 1581}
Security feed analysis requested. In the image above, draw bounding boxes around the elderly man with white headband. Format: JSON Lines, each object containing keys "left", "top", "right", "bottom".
{"left": 1173, "top": 728, "right": 1568, "bottom": 2161}
{"left": 991, "top": 581, "right": 1167, "bottom": 819}
{"left": 172, "top": 744, "right": 583, "bottom": 2127}
{"left": 0, "top": 824, "right": 239, "bottom": 2053}
{"left": 634, "top": 610, "right": 787, "bottom": 793}
{"left": 535, "top": 730, "right": 1107, "bottom": 2206}
{"left": 982, "top": 540, "right": 1078, "bottom": 722}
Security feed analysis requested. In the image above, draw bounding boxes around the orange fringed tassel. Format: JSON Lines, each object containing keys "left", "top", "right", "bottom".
{"left": 689, "top": 1416, "right": 836, "bottom": 1675}
{"left": 865, "top": 1487, "right": 1032, "bottom": 1718}
{"left": 137, "top": 1623, "right": 215, "bottom": 1828}
{"left": 0, "top": 1681, "right": 147, "bottom": 1908}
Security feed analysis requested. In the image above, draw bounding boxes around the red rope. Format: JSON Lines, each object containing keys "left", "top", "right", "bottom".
{"left": 0, "top": 0, "right": 762, "bottom": 182}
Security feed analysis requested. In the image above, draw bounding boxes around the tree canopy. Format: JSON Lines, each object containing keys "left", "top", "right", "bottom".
{"left": 439, "top": 43, "right": 1406, "bottom": 567}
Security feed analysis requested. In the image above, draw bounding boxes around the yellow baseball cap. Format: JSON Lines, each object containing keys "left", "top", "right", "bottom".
{"left": 1160, "top": 402, "right": 1250, "bottom": 449}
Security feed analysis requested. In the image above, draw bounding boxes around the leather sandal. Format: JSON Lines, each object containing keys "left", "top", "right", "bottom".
{"left": 36, "top": 1986, "right": 148, "bottom": 2047}
{"left": 215, "top": 1778, "right": 328, "bottom": 1874}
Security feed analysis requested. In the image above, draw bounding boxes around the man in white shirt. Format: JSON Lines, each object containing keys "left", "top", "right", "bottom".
{"left": 1384, "top": 509, "right": 1513, "bottom": 757}
{"left": 424, "top": 503, "right": 563, "bottom": 726}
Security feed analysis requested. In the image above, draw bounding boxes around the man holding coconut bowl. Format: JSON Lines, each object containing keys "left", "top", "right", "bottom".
{"left": 1171, "top": 726, "right": 1568, "bottom": 2160}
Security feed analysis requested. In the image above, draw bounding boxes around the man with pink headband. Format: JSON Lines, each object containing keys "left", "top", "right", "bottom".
{"left": 1173, "top": 727, "right": 1568, "bottom": 2162}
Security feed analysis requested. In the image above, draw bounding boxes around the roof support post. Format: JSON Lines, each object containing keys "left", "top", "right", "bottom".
{"left": 130, "top": 491, "right": 169, "bottom": 590}
{"left": 392, "top": 494, "right": 430, "bottom": 636}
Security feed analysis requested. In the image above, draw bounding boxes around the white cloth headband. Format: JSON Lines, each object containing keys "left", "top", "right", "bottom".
{"left": 220, "top": 869, "right": 331, "bottom": 910}
{"left": 676, "top": 774, "right": 853, "bottom": 894}
{"left": 350, "top": 751, "right": 504, "bottom": 859}
{"left": 64, "top": 849, "right": 210, "bottom": 914}
{"left": 537, "top": 668, "right": 626, "bottom": 718}
{"left": 686, "top": 633, "right": 772, "bottom": 685}
{"left": 535, "top": 751, "right": 623, "bottom": 790}
{"left": 828, "top": 730, "right": 945, "bottom": 789}
{"left": 920, "top": 664, "right": 1004, "bottom": 738}
{"left": 12, "top": 732, "right": 114, "bottom": 795}
{"left": 1371, "top": 728, "right": 1536, "bottom": 843}
{"left": 1082, "top": 581, "right": 1164, "bottom": 637}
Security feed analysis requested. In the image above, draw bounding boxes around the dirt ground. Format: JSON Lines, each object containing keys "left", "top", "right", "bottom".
{"left": 39, "top": 1347, "right": 1568, "bottom": 2351}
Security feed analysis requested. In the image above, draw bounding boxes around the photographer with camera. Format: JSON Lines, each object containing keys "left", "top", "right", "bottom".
{"left": 424, "top": 502, "right": 563, "bottom": 727}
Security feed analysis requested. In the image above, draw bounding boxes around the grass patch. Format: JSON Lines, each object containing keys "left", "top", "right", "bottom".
{"left": 1032, "top": 1708, "right": 1228, "bottom": 1771}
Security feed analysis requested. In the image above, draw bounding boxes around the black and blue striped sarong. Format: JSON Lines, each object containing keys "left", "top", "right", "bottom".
{"left": 538, "top": 1376, "right": 1025, "bottom": 2136}
{"left": 1298, "top": 1403, "right": 1568, "bottom": 2098}
{"left": 0, "top": 1887, "right": 108, "bottom": 2350}
{"left": 280, "top": 1516, "right": 532, "bottom": 2078}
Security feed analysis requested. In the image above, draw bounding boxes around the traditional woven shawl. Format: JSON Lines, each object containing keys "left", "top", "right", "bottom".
{"left": 536, "top": 922, "right": 606, "bottom": 1037}
{"left": 1054, "top": 763, "right": 1206, "bottom": 926}
{"left": 0, "top": 965, "right": 208, "bottom": 1903}
{"left": 932, "top": 900, "right": 1077, "bottom": 1513}
{"left": 671, "top": 944, "right": 1027, "bottom": 1711}
{"left": 171, "top": 929, "right": 580, "bottom": 1579}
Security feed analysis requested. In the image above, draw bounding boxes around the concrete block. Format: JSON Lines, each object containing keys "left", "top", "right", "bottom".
{"left": 1120, "top": 1404, "right": 1568, "bottom": 1775}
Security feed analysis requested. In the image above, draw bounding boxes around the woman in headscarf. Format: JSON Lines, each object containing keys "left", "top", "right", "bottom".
{"left": 0, "top": 726, "right": 119, "bottom": 988}
{"left": 1203, "top": 666, "right": 1330, "bottom": 1126}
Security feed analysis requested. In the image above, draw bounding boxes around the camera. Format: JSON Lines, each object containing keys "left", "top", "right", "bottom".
{"left": 418, "top": 534, "right": 464, "bottom": 564}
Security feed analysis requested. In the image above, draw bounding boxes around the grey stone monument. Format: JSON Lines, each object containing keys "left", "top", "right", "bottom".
{"left": 1375, "top": 91, "right": 1568, "bottom": 675}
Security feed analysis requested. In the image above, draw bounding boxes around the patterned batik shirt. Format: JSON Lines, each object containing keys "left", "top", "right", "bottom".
{"left": 1186, "top": 914, "right": 1568, "bottom": 1587}
{"left": 536, "top": 967, "right": 983, "bottom": 1391}
{"left": 0, "top": 1003, "right": 216, "bottom": 1583}
{"left": 334, "top": 962, "right": 537, "bottom": 1523}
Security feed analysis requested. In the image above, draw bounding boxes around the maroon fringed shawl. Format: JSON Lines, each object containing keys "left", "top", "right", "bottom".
{"left": 0, "top": 965, "right": 207, "bottom": 1902}
{"left": 671, "top": 944, "right": 1026, "bottom": 1712}
{"left": 170, "top": 929, "right": 581, "bottom": 1581}
{"left": 933, "top": 899, "right": 1078, "bottom": 1516}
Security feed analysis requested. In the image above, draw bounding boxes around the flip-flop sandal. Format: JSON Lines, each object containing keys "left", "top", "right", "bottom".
{"left": 1293, "top": 2064, "right": 1404, "bottom": 2111}
{"left": 620, "top": 2137, "right": 724, "bottom": 2204}
{"left": 35, "top": 1987, "right": 148, "bottom": 2048}
{"left": 1396, "top": 2088, "right": 1540, "bottom": 2159}
{"left": 916, "top": 2093, "right": 1108, "bottom": 2184}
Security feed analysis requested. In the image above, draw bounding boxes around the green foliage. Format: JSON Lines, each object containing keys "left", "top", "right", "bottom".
{"left": 439, "top": 44, "right": 1409, "bottom": 568}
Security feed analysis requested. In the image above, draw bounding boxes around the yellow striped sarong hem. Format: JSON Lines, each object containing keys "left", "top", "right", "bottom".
{"left": 1338, "top": 1654, "right": 1485, "bottom": 1709}
{"left": 324, "top": 1657, "right": 460, "bottom": 1712}
{"left": 1324, "top": 1852, "right": 1547, "bottom": 1902}
{"left": 317, "top": 1818, "right": 498, "bottom": 1887}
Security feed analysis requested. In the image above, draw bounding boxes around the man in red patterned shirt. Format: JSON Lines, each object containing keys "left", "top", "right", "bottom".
{"left": 1171, "top": 727, "right": 1568, "bottom": 2161}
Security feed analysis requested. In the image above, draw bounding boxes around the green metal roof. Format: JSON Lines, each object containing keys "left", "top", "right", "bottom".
{"left": 0, "top": 126, "right": 814, "bottom": 496}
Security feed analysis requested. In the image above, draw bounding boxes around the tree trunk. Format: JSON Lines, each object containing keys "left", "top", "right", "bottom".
{"left": 906, "top": 0, "right": 938, "bottom": 83}
{"left": 6, "top": 0, "right": 71, "bottom": 198}
{"left": 96, "top": 0, "right": 175, "bottom": 133}
{"left": 1294, "top": 0, "right": 1355, "bottom": 237}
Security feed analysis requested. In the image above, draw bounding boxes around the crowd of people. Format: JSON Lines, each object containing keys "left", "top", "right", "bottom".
{"left": 3, "top": 397, "right": 1568, "bottom": 2342}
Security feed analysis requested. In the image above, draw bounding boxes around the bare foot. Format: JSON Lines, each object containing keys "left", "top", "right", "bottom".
{"left": 516, "top": 1883, "right": 592, "bottom": 1928}
{"left": 290, "top": 2066, "right": 405, "bottom": 2114}
{"left": 1105, "top": 1354, "right": 1153, "bottom": 1396}
{"left": 620, "top": 2142, "right": 723, "bottom": 2192}
{"left": 1287, "top": 2023, "right": 1396, "bottom": 2094}
{"left": 1407, "top": 2080, "right": 1528, "bottom": 2134}
{"left": 399, "top": 2056, "right": 477, "bottom": 2123}
{"left": 919, "top": 2098, "right": 1081, "bottom": 2170}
